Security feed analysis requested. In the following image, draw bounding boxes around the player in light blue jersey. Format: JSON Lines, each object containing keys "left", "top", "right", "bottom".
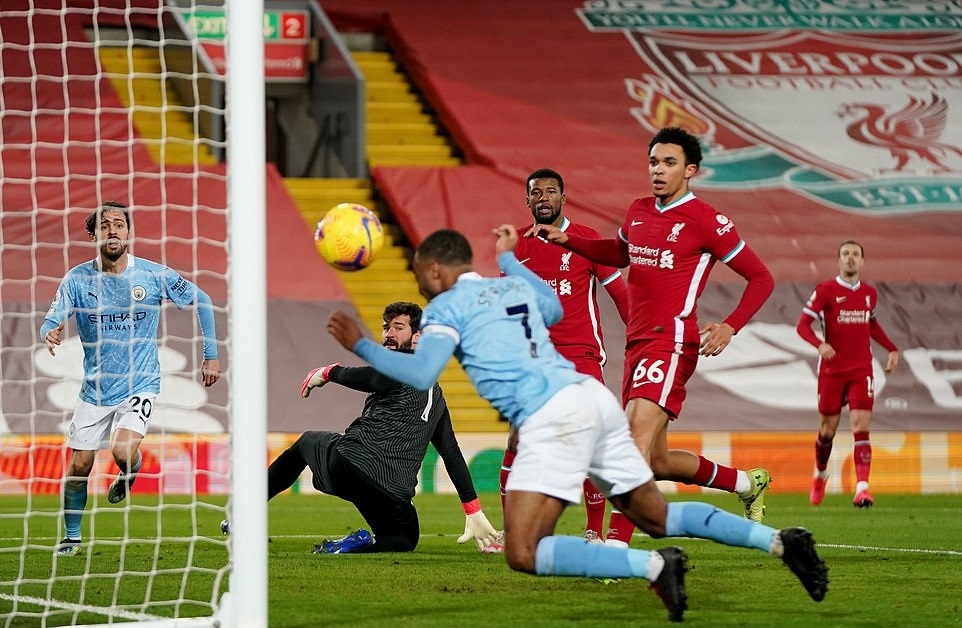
{"left": 40, "top": 201, "right": 221, "bottom": 557}
{"left": 328, "top": 226, "right": 828, "bottom": 622}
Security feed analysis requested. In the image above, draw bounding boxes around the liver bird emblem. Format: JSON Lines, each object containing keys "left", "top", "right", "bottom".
{"left": 836, "top": 93, "right": 962, "bottom": 173}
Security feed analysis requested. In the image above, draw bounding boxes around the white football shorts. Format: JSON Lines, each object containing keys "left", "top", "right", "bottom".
{"left": 506, "top": 378, "right": 653, "bottom": 503}
{"left": 66, "top": 393, "right": 157, "bottom": 450}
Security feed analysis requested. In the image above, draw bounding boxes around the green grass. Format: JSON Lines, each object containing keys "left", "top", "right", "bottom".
{"left": 2, "top": 492, "right": 961, "bottom": 626}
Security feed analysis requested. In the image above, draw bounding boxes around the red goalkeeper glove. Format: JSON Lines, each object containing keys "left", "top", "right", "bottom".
{"left": 299, "top": 363, "right": 338, "bottom": 398}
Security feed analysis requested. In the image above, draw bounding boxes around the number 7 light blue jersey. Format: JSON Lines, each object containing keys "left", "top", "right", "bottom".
{"left": 39, "top": 255, "right": 218, "bottom": 407}
{"left": 418, "top": 256, "right": 587, "bottom": 427}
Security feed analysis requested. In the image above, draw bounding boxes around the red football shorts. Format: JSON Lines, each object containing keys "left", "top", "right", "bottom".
{"left": 621, "top": 339, "right": 697, "bottom": 419}
{"left": 564, "top": 353, "right": 605, "bottom": 384}
{"left": 817, "top": 368, "right": 875, "bottom": 415}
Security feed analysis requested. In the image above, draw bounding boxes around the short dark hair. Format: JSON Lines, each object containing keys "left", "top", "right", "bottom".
{"left": 526, "top": 168, "right": 564, "bottom": 194}
{"left": 838, "top": 239, "right": 864, "bottom": 258}
{"left": 416, "top": 229, "right": 473, "bottom": 266}
{"left": 85, "top": 200, "right": 131, "bottom": 236}
{"left": 649, "top": 127, "right": 703, "bottom": 167}
{"left": 383, "top": 301, "right": 422, "bottom": 332}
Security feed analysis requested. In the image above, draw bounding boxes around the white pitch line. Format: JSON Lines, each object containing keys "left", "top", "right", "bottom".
{"left": 821, "top": 543, "right": 962, "bottom": 556}
{"left": 6, "top": 534, "right": 961, "bottom": 556}
{"left": 0, "top": 592, "right": 164, "bottom": 621}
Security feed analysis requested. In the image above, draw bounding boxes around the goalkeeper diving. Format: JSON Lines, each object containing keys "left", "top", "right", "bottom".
{"left": 223, "top": 301, "right": 499, "bottom": 553}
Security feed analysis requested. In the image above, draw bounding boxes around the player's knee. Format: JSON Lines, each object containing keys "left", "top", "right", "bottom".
{"left": 110, "top": 448, "right": 133, "bottom": 470}
{"left": 66, "top": 455, "right": 95, "bottom": 478}
{"left": 648, "top": 454, "right": 671, "bottom": 477}
{"left": 504, "top": 542, "right": 536, "bottom": 574}
{"left": 398, "top": 533, "right": 418, "bottom": 552}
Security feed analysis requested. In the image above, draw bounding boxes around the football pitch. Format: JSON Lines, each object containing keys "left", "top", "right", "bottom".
{"left": 1, "top": 492, "right": 960, "bottom": 627}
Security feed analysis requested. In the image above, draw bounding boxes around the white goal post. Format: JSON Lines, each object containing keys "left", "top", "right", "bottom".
{"left": 0, "top": 1, "right": 267, "bottom": 626}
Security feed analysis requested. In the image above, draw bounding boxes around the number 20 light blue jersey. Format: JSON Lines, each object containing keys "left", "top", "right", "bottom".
{"left": 40, "top": 255, "right": 218, "bottom": 407}
{"left": 418, "top": 255, "right": 588, "bottom": 427}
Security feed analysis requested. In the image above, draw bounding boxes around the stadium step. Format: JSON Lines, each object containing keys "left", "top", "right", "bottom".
{"left": 283, "top": 176, "right": 499, "bottom": 433}
{"left": 366, "top": 103, "right": 433, "bottom": 125}
{"left": 275, "top": 49, "right": 498, "bottom": 434}
{"left": 349, "top": 50, "right": 499, "bottom": 431}
{"left": 96, "top": 45, "right": 217, "bottom": 167}
{"left": 350, "top": 50, "right": 462, "bottom": 169}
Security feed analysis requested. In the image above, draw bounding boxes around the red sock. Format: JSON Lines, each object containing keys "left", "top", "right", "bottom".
{"left": 605, "top": 510, "right": 634, "bottom": 545}
{"left": 582, "top": 478, "right": 606, "bottom": 536}
{"left": 815, "top": 433, "right": 834, "bottom": 472}
{"left": 499, "top": 449, "right": 516, "bottom": 514}
{"left": 853, "top": 431, "right": 872, "bottom": 483}
{"left": 691, "top": 455, "right": 739, "bottom": 492}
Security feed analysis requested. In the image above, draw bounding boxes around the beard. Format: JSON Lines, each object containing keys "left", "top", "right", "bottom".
{"left": 101, "top": 241, "right": 127, "bottom": 262}
{"left": 383, "top": 339, "right": 412, "bottom": 351}
{"left": 533, "top": 205, "right": 561, "bottom": 225}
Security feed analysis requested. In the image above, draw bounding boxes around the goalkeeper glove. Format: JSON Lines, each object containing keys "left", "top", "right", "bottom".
{"left": 300, "top": 363, "right": 338, "bottom": 398}
{"left": 456, "top": 499, "right": 501, "bottom": 551}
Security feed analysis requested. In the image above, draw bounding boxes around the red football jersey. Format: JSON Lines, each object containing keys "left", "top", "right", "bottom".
{"left": 618, "top": 193, "right": 745, "bottom": 344}
{"left": 801, "top": 277, "right": 885, "bottom": 374}
{"left": 514, "top": 217, "right": 623, "bottom": 365}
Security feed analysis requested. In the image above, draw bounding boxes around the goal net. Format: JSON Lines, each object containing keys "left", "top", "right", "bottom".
{"left": 1, "top": 1, "right": 266, "bottom": 625}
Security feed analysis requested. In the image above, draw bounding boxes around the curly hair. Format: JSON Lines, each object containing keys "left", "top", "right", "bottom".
{"left": 85, "top": 200, "right": 131, "bottom": 236}
{"left": 649, "top": 127, "right": 703, "bottom": 167}
{"left": 382, "top": 302, "right": 423, "bottom": 332}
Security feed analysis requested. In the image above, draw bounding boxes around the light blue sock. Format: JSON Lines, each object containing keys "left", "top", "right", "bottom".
{"left": 535, "top": 535, "right": 655, "bottom": 579}
{"left": 62, "top": 480, "right": 88, "bottom": 540}
{"left": 666, "top": 501, "right": 774, "bottom": 552}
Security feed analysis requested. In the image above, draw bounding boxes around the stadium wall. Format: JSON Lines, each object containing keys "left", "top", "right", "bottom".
{"left": 2, "top": 432, "right": 960, "bottom": 496}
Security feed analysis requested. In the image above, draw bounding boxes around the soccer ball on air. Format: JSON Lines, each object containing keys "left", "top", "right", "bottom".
{"left": 314, "top": 203, "right": 384, "bottom": 271}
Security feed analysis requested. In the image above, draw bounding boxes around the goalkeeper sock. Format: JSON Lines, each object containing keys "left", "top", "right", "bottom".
{"left": 62, "top": 479, "right": 89, "bottom": 540}
{"left": 535, "top": 535, "right": 656, "bottom": 579}
{"left": 666, "top": 502, "right": 774, "bottom": 552}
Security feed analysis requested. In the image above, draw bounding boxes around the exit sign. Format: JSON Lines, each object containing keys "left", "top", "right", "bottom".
{"left": 184, "top": 9, "right": 308, "bottom": 42}
{"left": 181, "top": 8, "right": 311, "bottom": 82}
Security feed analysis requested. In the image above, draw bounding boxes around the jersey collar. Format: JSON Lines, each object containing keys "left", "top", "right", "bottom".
{"left": 456, "top": 271, "right": 483, "bottom": 283}
{"left": 655, "top": 191, "right": 695, "bottom": 213}
{"left": 93, "top": 254, "right": 135, "bottom": 271}
{"left": 834, "top": 275, "right": 861, "bottom": 291}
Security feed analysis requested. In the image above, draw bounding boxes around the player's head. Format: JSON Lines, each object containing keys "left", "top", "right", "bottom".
{"left": 525, "top": 168, "right": 566, "bottom": 226}
{"left": 413, "top": 229, "right": 473, "bottom": 301}
{"left": 382, "top": 301, "right": 422, "bottom": 351}
{"left": 86, "top": 201, "right": 131, "bottom": 262}
{"left": 837, "top": 239, "right": 865, "bottom": 278}
{"left": 649, "top": 127, "right": 703, "bottom": 167}
{"left": 648, "top": 127, "right": 702, "bottom": 204}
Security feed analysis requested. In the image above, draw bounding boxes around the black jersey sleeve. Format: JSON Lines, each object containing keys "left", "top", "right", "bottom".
{"left": 431, "top": 404, "right": 478, "bottom": 504}
{"left": 327, "top": 364, "right": 401, "bottom": 394}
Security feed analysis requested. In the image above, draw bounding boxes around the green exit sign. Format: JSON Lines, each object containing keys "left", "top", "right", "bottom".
{"left": 184, "top": 9, "right": 308, "bottom": 41}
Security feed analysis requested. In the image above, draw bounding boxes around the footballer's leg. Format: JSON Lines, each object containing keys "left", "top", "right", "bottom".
{"left": 107, "top": 428, "right": 144, "bottom": 504}
{"left": 58, "top": 449, "right": 97, "bottom": 556}
{"left": 350, "top": 492, "right": 419, "bottom": 553}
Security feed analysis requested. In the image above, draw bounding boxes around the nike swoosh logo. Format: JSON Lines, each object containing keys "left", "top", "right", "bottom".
{"left": 631, "top": 220, "right": 644, "bottom": 226}
{"left": 835, "top": 296, "right": 846, "bottom": 303}
{"left": 518, "top": 258, "right": 531, "bottom": 264}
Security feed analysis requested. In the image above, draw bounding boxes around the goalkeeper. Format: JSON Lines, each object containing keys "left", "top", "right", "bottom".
{"left": 225, "top": 301, "right": 499, "bottom": 554}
